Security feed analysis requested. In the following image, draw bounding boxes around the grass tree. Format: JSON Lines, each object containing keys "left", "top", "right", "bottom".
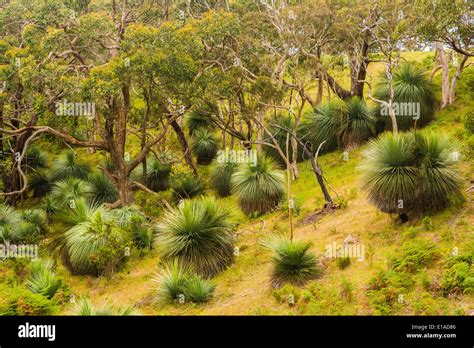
{"left": 144, "top": 157, "right": 172, "bottom": 192}
{"left": 299, "top": 100, "right": 345, "bottom": 154}
{"left": 49, "top": 151, "right": 91, "bottom": 182}
{"left": 231, "top": 155, "right": 285, "bottom": 215}
{"left": 339, "top": 97, "right": 376, "bottom": 147}
{"left": 154, "top": 197, "right": 235, "bottom": 278}
{"left": 375, "top": 64, "right": 436, "bottom": 131}
{"left": 87, "top": 172, "right": 119, "bottom": 205}
{"left": 172, "top": 174, "right": 205, "bottom": 201}
{"left": 262, "top": 235, "right": 322, "bottom": 288}
{"left": 26, "top": 259, "right": 62, "bottom": 299}
{"left": 210, "top": 160, "right": 237, "bottom": 197}
{"left": 360, "top": 131, "right": 463, "bottom": 220}
{"left": 62, "top": 202, "right": 132, "bottom": 276}
{"left": 51, "top": 177, "right": 92, "bottom": 207}
{"left": 191, "top": 128, "right": 219, "bottom": 165}
{"left": 154, "top": 260, "right": 214, "bottom": 304}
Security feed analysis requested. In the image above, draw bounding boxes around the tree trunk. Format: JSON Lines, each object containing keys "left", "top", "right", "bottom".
{"left": 436, "top": 43, "right": 451, "bottom": 109}
{"left": 171, "top": 118, "right": 198, "bottom": 175}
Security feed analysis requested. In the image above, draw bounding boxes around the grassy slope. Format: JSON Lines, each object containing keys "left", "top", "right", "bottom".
{"left": 53, "top": 52, "right": 473, "bottom": 315}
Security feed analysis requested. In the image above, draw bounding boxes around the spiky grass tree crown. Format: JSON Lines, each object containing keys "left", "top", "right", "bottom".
{"left": 154, "top": 260, "right": 214, "bottom": 304}
{"left": 172, "top": 174, "right": 205, "bottom": 201}
{"left": 375, "top": 63, "right": 436, "bottom": 131}
{"left": 50, "top": 151, "right": 91, "bottom": 182}
{"left": 231, "top": 155, "right": 285, "bottom": 215}
{"left": 299, "top": 100, "right": 346, "bottom": 154}
{"left": 262, "top": 235, "right": 322, "bottom": 288}
{"left": 340, "top": 97, "right": 376, "bottom": 146}
{"left": 154, "top": 197, "right": 235, "bottom": 278}
{"left": 146, "top": 157, "right": 172, "bottom": 192}
{"left": 63, "top": 203, "right": 132, "bottom": 276}
{"left": 360, "top": 131, "right": 463, "bottom": 216}
{"left": 87, "top": 172, "right": 119, "bottom": 205}
{"left": 210, "top": 160, "right": 237, "bottom": 197}
{"left": 191, "top": 128, "right": 219, "bottom": 165}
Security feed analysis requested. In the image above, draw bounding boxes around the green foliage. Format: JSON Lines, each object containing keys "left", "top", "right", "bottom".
{"left": 262, "top": 235, "right": 322, "bottom": 288}
{"left": 26, "top": 259, "right": 62, "bottom": 299}
{"left": 24, "top": 146, "right": 48, "bottom": 172}
{"left": 441, "top": 254, "right": 474, "bottom": 296}
{"left": 300, "top": 100, "right": 345, "bottom": 154}
{"left": 154, "top": 197, "right": 235, "bottom": 278}
{"left": 389, "top": 240, "right": 438, "bottom": 272}
{"left": 0, "top": 204, "right": 22, "bottom": 241}
{"left": 340, "top": 97, "right": 376, "bottom": 146}
{"left": 18, "top": 209, "right": 47, "bottom": 242}
{"left": 154, "top": 260, "right": 214, "bottom": 304}
{"left": 185, "top": 104, "right": 217, "bottom": 134}
{"left": 464, "top": 111, "right": 474, "bottom": 134}
{"left": 231, "top": 155, "right": 285, "bottom": 215}
{"left": 0, "top": 285, "right": 58, "bottom": 315}
{"left": 191, "top": 128, "right": 219, "bottom": 165}
{"left": 63, "top": 203, "right": 132, "bottom": 276}
{"left": 28, "top": 170, "right": 52, "bottom": 198}
{"left": 263, "top": 113, "right": 299, "bottom": 164}
{"left": 145, "top": 157, "right": 172, "bottom": 192}
{"left": 339, "top": 278, "right": 354, "bottom": 301}
{"left": 87, "top": 172, "right": 119, "bottom": 204}
{"left": 336, "top": 256, "right": 351, "bottom": 270}
{"left": 360, "top": 131, "right": 463, "bottom": 216}
{"left": 375, "top": 63, "right": 436, "bottom": 131}
{"left": 51, "top": 177, "right": 91, "bottom": 207}
{"left": 49, "top": 151, "right": 91, "bottom": 182}
{"left": 73, "top": 297, "right": 136, "bottom": 315}
{"left": 172, "top": 174, "right": 205, "bottom": 201}
{"left": 210, "top": 160, "right": 237, "bottom": 197}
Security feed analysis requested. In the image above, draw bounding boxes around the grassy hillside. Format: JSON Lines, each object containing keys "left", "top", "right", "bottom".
{"left": 1, "top": 52, "right": 472, "bottom": 316}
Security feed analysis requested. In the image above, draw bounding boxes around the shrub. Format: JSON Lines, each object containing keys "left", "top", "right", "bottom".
{"left": 440, "top": 255, "right": 474, "bottom": 296}
{"left": 62, "top": 204, "right": 132, "bottom": 276}
{"left": 336, "top": 256, "right": 351, "bottom": 270}
{"left": 339, "top": 278, "right": 354, "bottom": 301}
{"left": 374, "top": 63, "right": 436, "bottom": 131}
{"left": 26, "top": 259, "right": 62, "bottom": 299}
{"left": 389, "top": 240, "right": 438, "bottom": 273}
{"left": 172, "top": 174, "right": 205, "bottom": 201}
{"left": 114, "top": 206, "right": 152, "bottom": 251}
{"left": 262, "top": 235, "right": 322, "bottom": 288}
{"left": 87, "top": 172, "right": 118, "bottom": 204}
{"left": 360, "top": 132, "right": 463, "bottom": 217}
{"left": 154, "top": 197, "right": 235, "bottom": 278}
{"left": 231, "top": 155, "right": 285, "bottom": 215}
{"left": 49, "top": 151, "right": 91, "bottom": 182}
{"left": 191, "top": 128, "right": 219, "bottom": 165}
{"left": 73, "top": 297, "right": 136, "bottom": 315}
{"left": 0, "top": 285, "right": 58, "bottom": 315}
{"left": 154, "top": 260, "right": 214, "bottom": 304}
{"left": 210, "top": 160, "right": 237, "bottom": 197}
{"left": 464, "top": 111, "right": 474, "bottom": 134}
